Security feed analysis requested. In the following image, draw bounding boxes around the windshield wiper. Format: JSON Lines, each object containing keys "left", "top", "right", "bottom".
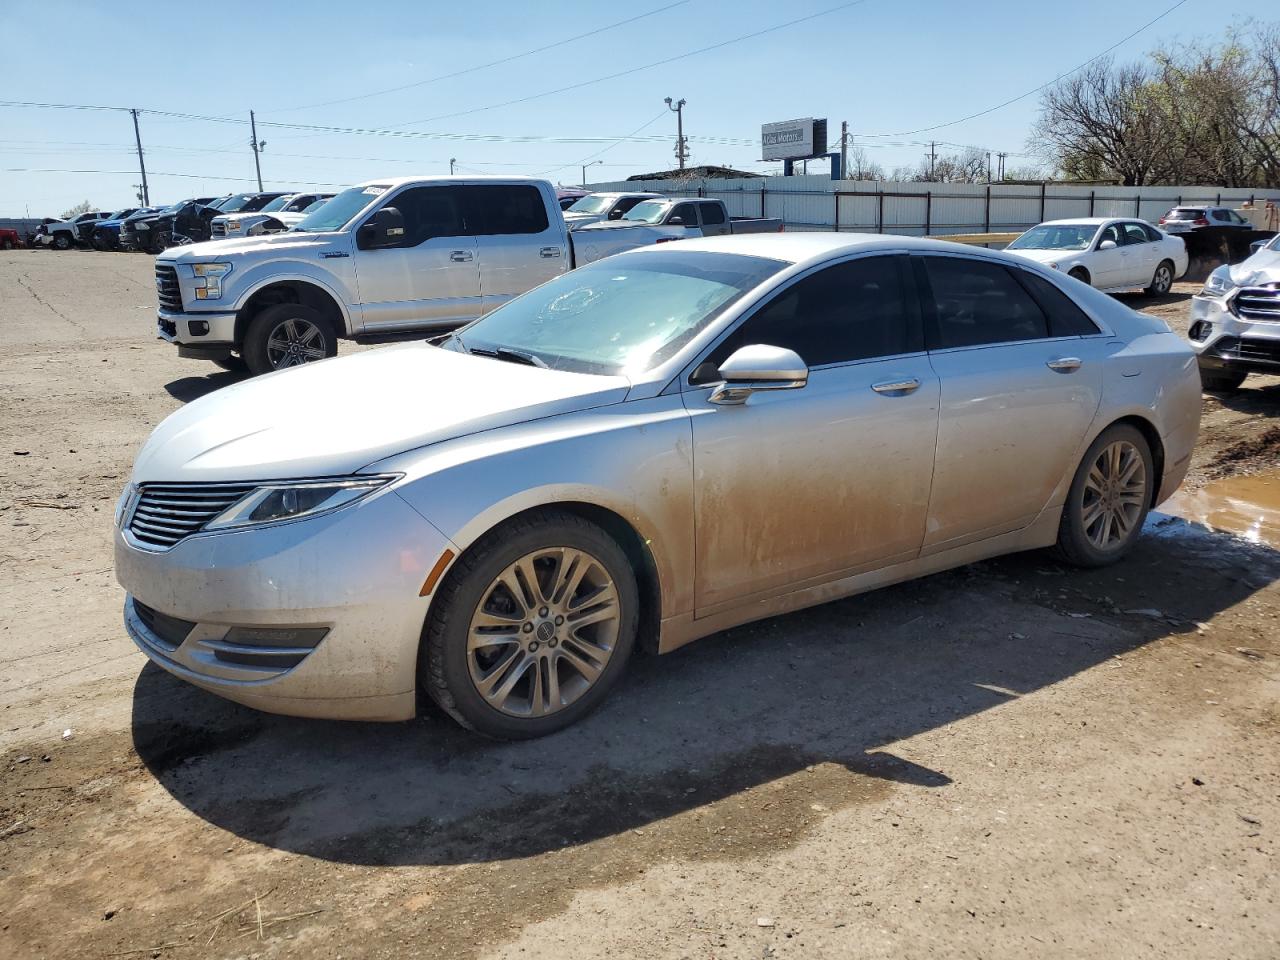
{"left": 468, "top": 345, "right": 547, "bottom": 368}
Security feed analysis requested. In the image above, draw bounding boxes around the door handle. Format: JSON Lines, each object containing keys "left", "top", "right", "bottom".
{"left": 871, "top": 377, "right": 921, "bottom": 395}
{"left": 449, "top": 250, "right": 473, "bottom": 262}
{"left": 1046, "top": 357, "right": 1083, "bottom": 373}
{"left": 539, "top": 246, "right": 562, "bottom": 258}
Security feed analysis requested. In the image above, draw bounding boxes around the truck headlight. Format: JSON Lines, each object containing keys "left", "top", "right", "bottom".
{"left": 204, "top": 477, "right": 396, "bottom": 531}
{"left": 226, "top": 219, "right": 241, "bottom": 231}
{"left": 1200, "top": 266, "right": 1238, "bottom": 299}
{"left": 190, "top": 262, "right": 233, "bottom": 300}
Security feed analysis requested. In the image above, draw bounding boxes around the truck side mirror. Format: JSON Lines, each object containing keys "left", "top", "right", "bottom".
{"left": 668, "top": 215, "right": 685, "bottom": 226}
{"left": 358, "top": 207, "right": 406, "bottom": 249}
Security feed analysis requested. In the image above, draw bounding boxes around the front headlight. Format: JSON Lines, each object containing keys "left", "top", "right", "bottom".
{"left": 190, "top": 261, "right": 232, "bottom": 300}
{"left": 1201, "top": 266, "right": 1238, "bottom": 299}
{"left": 226, "top": 219, "right": 241, "bottom": 231}
{"left": 204, "top": 477, "right": 396, "bottom": 531}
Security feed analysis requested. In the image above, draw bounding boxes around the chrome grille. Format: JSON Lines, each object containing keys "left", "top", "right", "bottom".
{"left": 128, "top": 483, "right": 256, "bottom": 548}
{"left": 1235, "top": 286, "right": 1280, "bottom": 323}
{"left": 211, "top": 221, "right": 227, "bottom": 237}
{"left": 155, "top": 264, "right": 183, "bottom": 312}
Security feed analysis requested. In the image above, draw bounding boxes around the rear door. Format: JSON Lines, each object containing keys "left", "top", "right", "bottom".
{"left": 917, "top": 254, "right": 1106, "bottom": 552}
{"left": 466, "top": 184, "right": 567, "bottom": 314}
{"left": 697, "top": 200, "right": 731, "bottom": 236}
{"left": 354, "top": 184, "right": 481, "bottom": 332}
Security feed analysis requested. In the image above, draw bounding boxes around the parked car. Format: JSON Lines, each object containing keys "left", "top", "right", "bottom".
{"left": 0, "top": 227, "right": 20, "bottom": 250}
{"left": 210, "top": 193, "right": 333, "bottom": 240}
{"left": 556, "top": 187, "right": 590, "bottom": 210}
{"left": 92, "top": 208, "right": 158, "bottom": 250}
{"left": 152, "top": 176, "right": 726, "bottom": 376}
{"left": 561, "top": 191, "right": 662, "bottom": 229}
{"left": 596, "top": 197, "right": 784, "bottom": 239}
{"left": 1158, "top": 206, "right": 1251, "bottom": 233}
{"left": 1248, "top": 235, "right": 1277, "bottom": 258}
{"left": 34, "top": 211, "right": 108, "bottom": 250}
{"left": 1004, "top": 218, "right": 1187, "bottom": 295}
{"left": 120, "top": 199, "right": 218, "bottom": 253}
{"left": 117, "top": 233, "right": 1200, "bottom": 736}
{"left": 76, "top": 208, "right": 138, "bottom": 245}
{"left": 1187, "top": 236, "right": 1280, "bottom": 392}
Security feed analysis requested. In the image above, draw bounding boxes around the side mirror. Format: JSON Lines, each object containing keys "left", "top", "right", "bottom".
{"left": 607, "top": 209, "right": 624, "bottom": 219}
{"left": 667, "top": 215, "right": 685, "bottom": 226}
{"left": 1098, "top": 239, "right": 1118, "bottom": 250}
{"left": 708, "top": 344, "right": 808, "bottom": 406}
{"left": 358, "top": 207, "right": 406, "bottom": 249}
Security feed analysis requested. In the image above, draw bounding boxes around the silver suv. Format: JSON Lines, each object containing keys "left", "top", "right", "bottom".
{"left": 1187, "top": 235, "right": 1280, "bottom": 391}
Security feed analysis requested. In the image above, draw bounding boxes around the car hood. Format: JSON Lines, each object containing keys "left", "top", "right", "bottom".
{"left": 130, "top": 343, "right": 631, "bottom": 484}
{"left": 1003, "top": 247, "right": 1079, "bottom": 266}
{"left": 1233, "top": 247, "right": 1280, "bottom": 280}
{"left": 159, "top": 231, "right": 340, "bottom": 261}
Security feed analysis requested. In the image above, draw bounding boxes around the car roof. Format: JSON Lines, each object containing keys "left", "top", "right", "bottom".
{"left": 633, "top": 232, "right": 1020, "bottom": 267}
{"left": 1036, "top": 217, "right": 1139, "bottom": 226}
{"left": 356, "top": 175, "right": 552, "bottom": 189}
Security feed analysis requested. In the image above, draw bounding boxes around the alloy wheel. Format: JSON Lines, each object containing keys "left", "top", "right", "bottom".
{"left": 466, "top": 546, "right": 621, "bottom": 718}
{"left": 265, "top": 317, "right": 328, "bottom": 368}
{"left": 1081, "top": 440, "right": 1147, "bottom": 550}
{"left": 1153, "top": 264, "right": 1172, "bottom": 293}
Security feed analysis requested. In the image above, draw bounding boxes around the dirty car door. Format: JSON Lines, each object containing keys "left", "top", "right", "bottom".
{"left": 683, "top": 254, "right": 939, "bottom": 614}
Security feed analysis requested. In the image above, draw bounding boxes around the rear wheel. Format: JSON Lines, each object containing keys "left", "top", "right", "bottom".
{"left": 1146, "top": 259, "right": 1175, "bottom": 296}
{"left": 1054, "top": 424, "right": 1153, "bottom": 568}
{"left": 421, "top": 511, "right": 639, "bottom": 739}
{"left": 241, "top": 303, "right": 337, "bottom": 376}
{"left": 1200, "top": 367, "right": 1246, "bottom": 394}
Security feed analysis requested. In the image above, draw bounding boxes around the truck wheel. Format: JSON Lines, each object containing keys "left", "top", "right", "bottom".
{"left": 147, "top": 230, "right": 171, "bottom": 255}
{"left": 1, "top": 239, "right": 12, "bottom": 250}
{"left": 52, "top": 233, "right": 71, "bottom": 251}
{"left": 242, "top": 304, "right": 337, "bottom": 376}
{"left": 1200, "top": 368, "right": 1246, "bottom": 394}
{"left": 212, "top": 354, "right": 248, "bottom": 373}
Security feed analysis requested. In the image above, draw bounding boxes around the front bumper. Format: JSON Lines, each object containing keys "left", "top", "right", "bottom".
{"left": 115, "top": 487, "right": 457, "bottom": 721}
{"left": 1188, "top": 293, "right": 1280, "bottom": 374}
{"left": 157, "top": 307, "right": 237, "bottom": 353}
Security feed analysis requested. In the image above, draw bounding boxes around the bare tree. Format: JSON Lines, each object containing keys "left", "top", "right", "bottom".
{"left": 59, "top": 200, "right": 94, "bottom": 219}
{"left": 844, "top": 145, "right": 886, "bottom": 181}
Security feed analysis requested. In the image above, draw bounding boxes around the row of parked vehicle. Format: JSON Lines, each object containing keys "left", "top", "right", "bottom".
{"left": 31, "top": 192, "right": 334, "bottom": 254}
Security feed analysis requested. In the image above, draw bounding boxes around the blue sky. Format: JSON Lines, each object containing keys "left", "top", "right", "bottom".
{"left": 1, "top": 0, "right": 1273, "bottom": 216}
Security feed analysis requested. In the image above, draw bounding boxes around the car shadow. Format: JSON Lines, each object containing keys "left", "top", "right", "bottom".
{"left": 1206, "top": 377, "right": 1280, "bottom": 418}
{"left": 163, "top": 370, "right": 247, "bottom": 403}
{"left": 130, "top": 518, "right": 1279, "bottom": 867}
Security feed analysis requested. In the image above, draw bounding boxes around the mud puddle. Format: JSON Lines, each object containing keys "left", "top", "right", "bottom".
{"left": 1160, "top": 469, "right": 1280, "bottom": 548}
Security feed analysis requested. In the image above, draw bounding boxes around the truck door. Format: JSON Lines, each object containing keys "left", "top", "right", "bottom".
{"left": 354, "top": 185, "right": 481, "bottom": 332}
{"left": 464, "top": 184, "right": 568, "bottom": 314}
{"left": 698, "top": 201, "right": 731, "bottom": 237}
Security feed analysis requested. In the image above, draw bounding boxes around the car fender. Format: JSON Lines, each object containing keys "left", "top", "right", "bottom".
{"left": 230, "top": 266, "right": 358, "bottom": 336}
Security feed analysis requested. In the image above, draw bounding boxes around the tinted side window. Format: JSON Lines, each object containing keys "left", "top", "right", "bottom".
{"left": 670, "top": 202, "right": 698, "bottom": 225}
{"left": 922, "top": 257, "right": 1049, "bottom": 349}
{"left": 1122, "top": 223, "right": 1149, "bottom": 245}
{"left": 700, "top": 202, "right": 726, "bottom": 225}
{"left": 1015, "top": 270, "right": 1100, "bottom": 337}
{"left": 700, "top": 256, "right": 917, "bottom": 374}
{"left": 384, "top": 186, "right": 464, "bottom": 245}
{"left": 464, "top": 185, "right": 549, "bottom": 235}
{"left": 1142, "top": 224, "right": 1162, "bottom": 242}
{"left": 1098, "top": 224, "right": 1122, "bottom": 246}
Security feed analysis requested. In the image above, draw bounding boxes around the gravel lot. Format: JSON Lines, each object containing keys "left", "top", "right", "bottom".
{"left": 1, "top": 249, "right": 1278, "bottom": 960}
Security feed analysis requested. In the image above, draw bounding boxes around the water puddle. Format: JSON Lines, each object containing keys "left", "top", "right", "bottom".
{"left": 1159, "top": 471, "right": 1280, "bottom": 549}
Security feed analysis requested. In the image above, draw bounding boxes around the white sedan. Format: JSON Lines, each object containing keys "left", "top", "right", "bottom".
{"left": 1005, "top": 218, "right": 1188, "bottom": 296}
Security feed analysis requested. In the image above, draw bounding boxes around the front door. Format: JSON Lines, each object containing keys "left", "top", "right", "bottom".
{"left": 1091, "top": 222, "right": 1127, "bottom": 287}
{"left": 354, "top": 185, "right": 481, "bottom": 332}
{"left": 915, "top": 254, "right": 1105, "bottom": 551}
{"left": 683, "top": 254, "right": 940, "bottom": 613}
{"left": 1120, "top": 221, "right": 1158, "bottom": 286}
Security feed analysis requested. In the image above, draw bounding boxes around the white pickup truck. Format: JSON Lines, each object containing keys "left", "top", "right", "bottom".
{"left": 561, "top": 191, "right": 662, "bottom": 229}
{"left": 154, "top": 176, "right": 717, "bottom": 375}
{"left": 580, "top": 197, "right": 784, "bottom": 240}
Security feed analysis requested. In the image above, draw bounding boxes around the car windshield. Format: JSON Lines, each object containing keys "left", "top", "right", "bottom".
{"left": 259, "top": 195, "right": 294, "bottom": 213}
{"left": 214, "top": 194, "right": 256, "bottom": 213}
{"left": 294, "top": 185, "right": 383, "bottom": 232}
{"left": 566, "top": 195, "right": 617, "bottom": 215}
{"left": 455, "top": 251, "right": 786, "bottom": 376}
{"left": 1008, "top": 224, "right": 1098, "bottom": 251}
{"left": 621, "top": 200, "right": 671, "bottom": 224}
{"left": 1169, "top": 208, "right": 1205, "bottom": 219}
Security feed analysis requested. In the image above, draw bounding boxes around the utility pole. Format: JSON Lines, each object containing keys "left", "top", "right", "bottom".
{"left": 249, "top": 110, "right": 266, "bottom": 190}
{"left": 582, "top": 159, "right": 603, "bottom": 187}
{"left": 840, "top": 120, "right": 849, "bottom": 180}
{"left": 664, "top": 97, "right": 689, "bottom": 171}
{"left": 997, "top": 151, "right": 1007, "bottom": 181}
{"left": 987, "top": 151, "right": 993, "bottom": 183}
{"left": 929, "top": 141, "right": 937, "bottom": 180}
{"left": 130, "top": 108, "right": 149, "bottom": 206}
{"left": 449, "top": 158, "right": 456, "bottom": 174}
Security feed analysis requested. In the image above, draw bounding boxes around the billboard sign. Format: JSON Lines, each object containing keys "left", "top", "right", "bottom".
{"left": 761, "top": 118, "right": 827, "bottom": 161}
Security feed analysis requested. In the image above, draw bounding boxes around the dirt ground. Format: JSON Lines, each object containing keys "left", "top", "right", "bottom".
{"left": 1, "top": 249, "right": 1278, "bottom": 960}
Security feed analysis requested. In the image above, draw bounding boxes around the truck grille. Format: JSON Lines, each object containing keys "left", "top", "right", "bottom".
{"left": 211, "top": 221, "right": 227, "bottom": 238}
{"left": 1211, "top": 336, "right": 1280, "bottom": 366}
{"left": 1235, "top": 286, "right": 1280, "bottom": 323}
{"left": 127, "top": 482, "right": 256, "bottom": 548}
{"left": 155, "top": 264, "right": 183, "bottom": 312}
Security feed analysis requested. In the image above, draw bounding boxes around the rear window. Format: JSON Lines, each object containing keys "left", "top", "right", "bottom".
{"left": 463, "top": 185, "right": 549, "bottom": 235}
{"left": 1169, "top": 208, "right": 1205, "bottom": 218}
{"left": 700, "top": 202, "right": 726, "bottom": 225}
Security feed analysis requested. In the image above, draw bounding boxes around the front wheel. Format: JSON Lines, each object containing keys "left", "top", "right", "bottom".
{"left": 52, "top": 233, "right": 71, "bottom": 251}
{"left": 1054, "top": 424, "right": 1153, "bottom": 568}
{"left": 241, "top": 303, "right": 337, "bottom": 376}
{"left": 1, "top": 239, "right": 12, "bottom": 250}
{"left": 1146, "top": 259, "right": 1175, "bottom": 296}
{"left": 211, "top": 354, "right": 248, "bottom": 373}
{"left": 146, "top": 230, "right": 171, "bottom": 255}
{"left": 1067, "top": 266, "right": 1090, "bottom": 285}
{"left": 421, "top": 511, "right": 639, "bottom": 739}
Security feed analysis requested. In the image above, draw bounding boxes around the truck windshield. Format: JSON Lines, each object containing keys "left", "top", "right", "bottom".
{"left": 259, "top": 195, "right": 294, "bottom": 213}
{"left": 294, "top": 185, "right": 386, "bottom": 232}
{"left": 566, "top": 195, "right": 616, "bottom": 215}
{"left": 1008, "top": 224, "right": 1097, "bottom": 251}
{"left": 454, "top": 251, "right": 785, "bottom": 376}
{"left": 211, "top": 195, "right": 255, "bottom": 212}
{"left": 622, "top": 200, "right": 671, "bottom": 224}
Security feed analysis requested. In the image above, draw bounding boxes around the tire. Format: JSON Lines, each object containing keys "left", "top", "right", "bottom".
{"left": 241, "top": 303, "right": 337, "bottom": 376}
{"left": 147, "top": 230, "right": 170, "bottom": 255}
{"left": 1053, "top": 423, "right": 1153, "bottom": 568}
{"left": 211, "top": 354, "right": 248, "bottom": 373}
{"left": 1067, "top": 266, "right": 1090, "bottom": 285}
{"left": 1199, "top": 368, "right": 1246, "bottom": 394}
{"left": 1, "top": 239, "right": 12, "bottom": 251}
{"left": 1145, "top": 259, "right": 1175, "bottom": 296}
{"left": 421, "top": 510, "right": 640, "bottom": 739}
{"left": 52, "top": 233, "right": 71, "bottom": 251}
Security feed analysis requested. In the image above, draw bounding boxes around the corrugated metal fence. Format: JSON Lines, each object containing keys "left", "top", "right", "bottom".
{"left": 586, "top": 175, "right": 1272, "bottom": 236}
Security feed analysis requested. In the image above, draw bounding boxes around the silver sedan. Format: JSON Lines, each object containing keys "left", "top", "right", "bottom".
{"left": 115, "top": 234, "right": 1201, "bottom": 738}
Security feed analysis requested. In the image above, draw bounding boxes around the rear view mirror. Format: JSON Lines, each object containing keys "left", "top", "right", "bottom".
{"left": 708, "top": 344, "right": 809, "bottom": 406}
{"left": 1099, "top": 239, "right": 1118, "bottom": 250}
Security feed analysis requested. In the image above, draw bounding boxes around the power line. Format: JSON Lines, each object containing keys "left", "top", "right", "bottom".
{"left": 268, "top": 0, "right": 692, "bottom": 114}
{"left": 856, "top": 0, "right": 1190, "bottom": 138}
{"left": 0, "top": 167, "right": 345, "bottom": 187}
{"left": 536, "top": 110, "right": 670, "bottom": 177}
